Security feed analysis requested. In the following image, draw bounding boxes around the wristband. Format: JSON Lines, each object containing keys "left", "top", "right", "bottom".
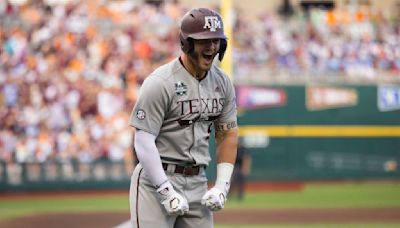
{"left": 215, "top": 163, "right": 234, "bottom": 190}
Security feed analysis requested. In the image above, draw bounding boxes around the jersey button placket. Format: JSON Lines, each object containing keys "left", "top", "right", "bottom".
{"left": 199, "top": 83, "right": 205, "bottom": 119}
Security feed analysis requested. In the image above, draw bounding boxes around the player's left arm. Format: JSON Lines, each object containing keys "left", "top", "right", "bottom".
{"left": 214, "top": 74, "right": 238, "bottom": 165}
{"left": 201, "top": 126, "right": 238, "bottom": 211}
{"left": 214, "top": 125, "right": 238, "bottom": 189}
{"left": 215, "top": 126, "right": 238, "bottom": 165}
{"left": 202, "top": 75, "right": 238, "bottom": 211}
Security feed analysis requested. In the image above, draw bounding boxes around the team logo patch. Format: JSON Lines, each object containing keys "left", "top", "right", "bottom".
{"left": 175, "top": 81, "right": 187, "bottom": 96}
{"left": 136, "top": 109, "right": 146, "bottom": 120}
{"left": 203, "top": 16, "right": 222, "bottom": 32}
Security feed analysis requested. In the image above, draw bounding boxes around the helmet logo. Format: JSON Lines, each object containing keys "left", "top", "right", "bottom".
{"left": 203, "top": 16, "right": 222, "bottom": 32}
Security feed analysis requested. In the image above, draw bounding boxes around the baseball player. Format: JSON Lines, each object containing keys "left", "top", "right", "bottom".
{"left": 129, "top": 8, "right": 238, "bottom": 228}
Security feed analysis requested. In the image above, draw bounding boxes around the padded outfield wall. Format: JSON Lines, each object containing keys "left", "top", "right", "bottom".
{"left": 208, "top": 84, "right": 400, "bottom": 181}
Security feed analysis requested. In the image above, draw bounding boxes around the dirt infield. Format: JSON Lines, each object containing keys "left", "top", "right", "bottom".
{"left": 1, "top": 208, "right": 400, "bottom": 228}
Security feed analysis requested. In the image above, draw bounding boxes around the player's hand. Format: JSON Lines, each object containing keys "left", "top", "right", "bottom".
{"left": 201, "top": 181, "right": 230, "bottom": 211}
{"left": 157, "top": 181, "right": 189, "bottom": 215}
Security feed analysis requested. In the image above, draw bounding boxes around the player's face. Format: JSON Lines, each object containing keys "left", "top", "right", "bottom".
{"left": 191, "top": 38, "right": 220, "bottom": 71}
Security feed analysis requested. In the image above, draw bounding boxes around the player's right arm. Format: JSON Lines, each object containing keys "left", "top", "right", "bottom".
{"left": 134, "top": 130, "right": 168, "bottom": 188}
{"left": 134, "top": 129, "right": 188, "bottom": 215}
{"left": 130, "top": 76, "right": 188, "bottom": 215}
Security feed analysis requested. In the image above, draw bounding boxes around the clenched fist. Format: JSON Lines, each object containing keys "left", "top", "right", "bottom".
{"left": 157, "top": 181, "right": 189, "bottom": 215}
{"left": 201, "top": 180, "right": 230, "bottom": 211}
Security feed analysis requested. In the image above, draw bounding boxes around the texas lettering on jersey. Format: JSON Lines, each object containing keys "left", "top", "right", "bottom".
{"left": 176, "top": 97, "right": 225, "bottom": 126}
{"left": 177, "top": 98, "right": 225, "bottom": 115}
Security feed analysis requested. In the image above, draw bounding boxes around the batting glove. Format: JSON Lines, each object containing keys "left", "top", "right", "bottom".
{"left": 201, "top": 180, "right": 230, "bottom": 211}
{"left": 157, "top": 181, "right": 189, "bottom": 215}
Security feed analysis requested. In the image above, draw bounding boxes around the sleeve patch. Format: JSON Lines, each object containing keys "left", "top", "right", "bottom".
{"left": 136, "top": 109, "right": 146, "bottom": 120}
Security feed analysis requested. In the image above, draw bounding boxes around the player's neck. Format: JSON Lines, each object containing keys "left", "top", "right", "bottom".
{"left": 180, "top": 55, "right": 206, "bottom": 80}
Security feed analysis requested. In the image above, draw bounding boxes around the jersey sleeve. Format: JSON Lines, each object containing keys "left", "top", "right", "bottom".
{"left": 129, "top": 75, "right": 169, "bottom": 136}
{"left": 215, "top": 76, "right": 237, "bottom": 131}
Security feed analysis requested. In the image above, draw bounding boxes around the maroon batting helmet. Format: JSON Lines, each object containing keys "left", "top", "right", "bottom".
{"left": 180, "top": 8, "right": 228, "bottom": 61}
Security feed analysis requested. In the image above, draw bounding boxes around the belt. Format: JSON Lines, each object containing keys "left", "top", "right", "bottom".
{"left": 162, "top": 163, "right": 203, "bottom": 176}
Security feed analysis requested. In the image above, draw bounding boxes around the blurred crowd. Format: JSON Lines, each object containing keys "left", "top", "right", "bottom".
{"left": 0, "top": 0, "right": 399, "bottom": 165}
{"left": 234, "top": 6, "right": 400, "bottom": 79}
{"left": 0, "top": 0, "right": 183, "bottom": 166}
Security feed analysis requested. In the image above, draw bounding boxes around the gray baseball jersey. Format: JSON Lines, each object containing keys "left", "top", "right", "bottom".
{"left": 129, "top": 57, "right": 237, "bottom": 166}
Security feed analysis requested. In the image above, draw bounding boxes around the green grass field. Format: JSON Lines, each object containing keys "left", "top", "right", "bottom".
{"left": 1, "top": 182, "right": 399, "bottom": 227}
{"left": 0, "top": 195, "right": 128, "bottom": 220}
{"left": 226, "top": 182, "right": 400, "bottom": 209}
{"left": 220, "top": 182, "right": 400, "bottom": 228}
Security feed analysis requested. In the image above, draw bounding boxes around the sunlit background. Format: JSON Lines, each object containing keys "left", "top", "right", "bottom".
{"left": 0, "top": 0, "right": 399, "bottom": 227}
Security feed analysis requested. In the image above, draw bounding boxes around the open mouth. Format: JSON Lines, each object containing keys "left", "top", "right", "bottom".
{"left": 202, "top": 53, "right": 214, "bottom": 62}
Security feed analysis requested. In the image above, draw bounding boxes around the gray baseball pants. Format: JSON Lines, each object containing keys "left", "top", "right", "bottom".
{"left": 129, "top": 163, "right": 213, "bottom": 228}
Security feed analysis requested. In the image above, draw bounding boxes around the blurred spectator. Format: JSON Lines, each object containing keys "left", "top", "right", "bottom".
{"left": 230, "top": 141, "right": 252, "bottom": 201}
